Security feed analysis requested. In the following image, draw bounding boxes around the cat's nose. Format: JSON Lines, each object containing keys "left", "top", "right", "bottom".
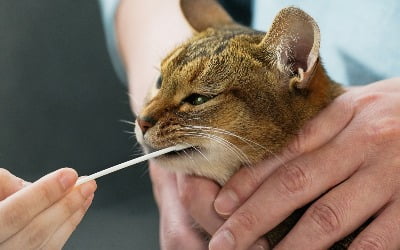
{"left": 137, "top": 116, "right": 156, "bottom": 134}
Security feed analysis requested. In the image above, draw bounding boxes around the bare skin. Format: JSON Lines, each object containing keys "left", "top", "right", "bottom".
{"left": 0, "top": 168, "right": 97, "bottom": 249}
{"left": 117, "top": 1, "right": 400, "bottom": 249}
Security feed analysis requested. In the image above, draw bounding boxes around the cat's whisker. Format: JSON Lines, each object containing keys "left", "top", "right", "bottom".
{"left": 123, "top": 130, "right": 136, "bottom": 135}
{"left": 119, "top": 119, "right": 136, "bottom": 126}
{"left": 181, "top": 130, "right": 251, "bottom": 166}
{"left": 181, "top": 148, "right": 198, "bottom": 168}
{"left": 139, "top": 167, "right": 150, "bottom": 178}
{"left": 179, "top": 127, "right": 252, "bottom": 165}
{"left": 184, "top": 133, "right": 243, "bottom": 166}
{"left": 181, "top": 125, "right": 287, "bottom": 169}
{"left": 187, "top": 125, "right": 266, "bottom": 150}
{"left": 183, "top": 131, "right": 252, "bottom": 167}
{"left": 183, "top": 132, "right": 236, "bottom": 160}
{"left": 184, "top": 142, "right": 213, "bottom": 167}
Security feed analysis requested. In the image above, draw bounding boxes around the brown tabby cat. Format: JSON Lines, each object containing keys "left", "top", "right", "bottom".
{"left": 135, "top": 0, "right": 360, "bottom": 248}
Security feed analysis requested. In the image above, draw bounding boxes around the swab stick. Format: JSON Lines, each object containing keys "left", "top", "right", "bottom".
{"left": 75, "top": 144, "right": 188, "bottom": 186}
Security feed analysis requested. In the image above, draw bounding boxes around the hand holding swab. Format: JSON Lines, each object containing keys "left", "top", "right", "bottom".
{"left": 75, "top": 144, "right": 188, "bottom": 186}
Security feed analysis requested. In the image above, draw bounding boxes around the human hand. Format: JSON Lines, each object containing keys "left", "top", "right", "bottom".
{"left": 176, "top": 174, "right": 270, "bottom": 250}
{"left": 152, "top": 162, "right": 267, "bottom": 250}
{"left": 149, "top": 163, "right": 212, "bottom": 250}
{"left": 206, "top": 77, "right": 400, "bottom": 249}
{"left": 0, "top": 168, "right": 96, "bottom": 250}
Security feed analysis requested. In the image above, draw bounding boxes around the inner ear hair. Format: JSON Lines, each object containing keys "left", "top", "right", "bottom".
{"left": 261, "top": 7, "right": 320, "bottom": 90}
{"left": 180, "top": 0, "right": 234, "bottom": 32}
{"left": 289, "top": 57, "right": 319, "bottom": 93}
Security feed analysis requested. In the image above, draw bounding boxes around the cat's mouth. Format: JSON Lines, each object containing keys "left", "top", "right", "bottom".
{"left": 165, "top": 146, "right": 202, "bottom": 157}
{"left": 148, "top": 145, "right": 203, "bottom": 158}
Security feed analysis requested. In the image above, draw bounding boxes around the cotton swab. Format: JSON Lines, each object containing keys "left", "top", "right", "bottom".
{"left": 75, "top": 144, "right": 188, "bottom": 186}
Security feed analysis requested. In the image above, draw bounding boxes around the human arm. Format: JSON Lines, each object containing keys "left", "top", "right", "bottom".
{"left": 114, "top": 0, "right": 209, "bottom": 249}
{"left": 0, "top": 168, "right": 96, "bottom": 249}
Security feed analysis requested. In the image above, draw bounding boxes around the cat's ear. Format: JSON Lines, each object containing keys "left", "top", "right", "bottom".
{"left": 180, "top": 0, "right": 234, "bottom": 32}
{"left": 260, "top": 7, "right": 320, "bottom": 89}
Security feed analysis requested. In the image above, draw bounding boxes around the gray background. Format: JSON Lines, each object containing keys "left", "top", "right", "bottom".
{"left": 0, "top": 1, "right": 158, "bottom": 249}
{"left": 0, "top": 0, "right": 251, "bottom": 249}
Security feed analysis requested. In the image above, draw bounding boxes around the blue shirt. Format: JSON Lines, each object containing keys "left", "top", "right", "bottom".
{"left": 252, "top": 0, "right": 400, "bottom": 86}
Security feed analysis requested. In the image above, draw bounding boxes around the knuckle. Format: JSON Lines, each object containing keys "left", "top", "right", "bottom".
{"left": 62, "top": 195, "right": 79, "bottom": 216}
{"left": 286, "top": 135, "right": 305, "bottom": 157}
{"left": 276, "top": 163, "right": 310, "bottom": 196}
{"left": 307, "top": 202, "right": 342, "bottom": 235}
{"left": 234, "top": 209, "right": 259, "bottom": 232}
{"left": 350, "top": 233, "right": 387, "bottom": 250}
{"left": 27, "top": 226, "right": 48, "bottom": 248}
{"left": 36, "top": 184, "right": 55, "bottom": 206}
{"left": 353, "top": 92, "right": 384, "bottom": 111}
{"left": 240, "top": 167, "right": 264, "bottom": 191}
{"left": 364, "top": 118, "right": 400, "bottom": 146}
{"left": 67, "top": 209, "right": 85, "bottom": 231}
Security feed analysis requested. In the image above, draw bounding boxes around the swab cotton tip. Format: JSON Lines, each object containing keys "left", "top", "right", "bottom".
{"left": 75, "top": 144, "right": 189, "bottom": 186}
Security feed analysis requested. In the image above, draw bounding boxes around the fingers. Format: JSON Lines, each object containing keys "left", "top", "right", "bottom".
{"left": 149, "top": 164, "right": 207, "bottom": 250}
{"left": 214, "top": 164, "right": 276, "bottom": 217}
{"left": 214, "top": 93, "right": 355, "bottom": 217}
{"left": 276, "top": 167, "right": 393, "bottom": 249}
{"left": 41, "top": 194, "right": 94, "bottom": 250}
{"left": 0, "top": 180, "right": 96, "bottom": 249}
{"left": 349, "top": 199, "right": 400, "bottom": 250}
{"left": 176, "top": 174, "right": 224, "bottom": 235}
{"left": 0, "top": 169, "right": 25, "bottom": 201}
{"left": 176, "top": 174, "right": 270, "bottom": 250}
{"left": 282, "top": 91, "right": 354, "bottom": 158}
{"left": 0, "top": 168, "right": 78, "bottom": 242}
{"left": 209, "top": 119, "right": 368, "bottom": 250}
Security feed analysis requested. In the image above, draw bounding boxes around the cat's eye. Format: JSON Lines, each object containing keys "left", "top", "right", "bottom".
{"left": 156, "top": 75, "right": 162, "bottom": 89}
{"left": 183, "top": 94, "right": 212, "bottom": 106}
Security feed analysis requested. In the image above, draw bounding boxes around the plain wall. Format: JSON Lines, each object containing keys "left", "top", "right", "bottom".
{"left": 0, "top": 1, "right": 159, "bottom": 249}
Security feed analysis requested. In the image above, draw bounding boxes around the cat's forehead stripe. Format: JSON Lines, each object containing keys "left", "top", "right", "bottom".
{"left": 167, "top": 28, "right": 259, "bottom": 68}
{"left": 163, "top": 47, "right": 185, "bottom": 69}
{"left": 160, "top": 25, "right": 265, "bottom": 77}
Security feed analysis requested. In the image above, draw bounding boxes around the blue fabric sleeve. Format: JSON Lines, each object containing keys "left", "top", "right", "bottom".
{"left": 98, "top": 0, "right": 127, "bottom": 84}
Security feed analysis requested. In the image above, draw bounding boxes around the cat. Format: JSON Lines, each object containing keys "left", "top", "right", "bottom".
{"left": 134, "top": 0, "right": 360, "bottom": 248}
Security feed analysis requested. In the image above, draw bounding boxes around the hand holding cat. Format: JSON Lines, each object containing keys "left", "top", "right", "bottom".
{"left": 148, "top": 164, "right": 210, "bottom": 250}
{"left": 176, "top": 78, "right": 400, "bottom": 250}
{"left": 0, "top": 168, "right": 96, "bottom": 249}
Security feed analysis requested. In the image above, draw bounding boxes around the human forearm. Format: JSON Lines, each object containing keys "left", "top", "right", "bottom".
{"left": 115, "top": 0, "right": 192, "bottom": 114}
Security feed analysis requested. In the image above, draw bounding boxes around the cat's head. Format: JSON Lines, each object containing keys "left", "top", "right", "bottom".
{"left": 135, "top": 0, "right": 341, "bottom": 184}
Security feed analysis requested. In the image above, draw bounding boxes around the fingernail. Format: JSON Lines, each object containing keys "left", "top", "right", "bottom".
{"left": 215, "top": 189, "right": 239, "bottom": 215}
{"left": 80, "top": 182, "right": 97, "bottom": 198}
{"left": 59, "top": 170, "right": 77, "bottom": 190}
{"left": 250, "top": 241, "right": 268, "bottom": 250}
{"left": 209, "top": 230, "right": 235, "bottom": 250}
